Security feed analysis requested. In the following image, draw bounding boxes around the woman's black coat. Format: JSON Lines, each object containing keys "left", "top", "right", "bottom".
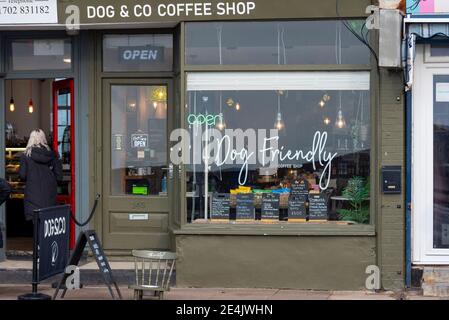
{"left": 19, "top": 147, "right": 63, "bottom": 220}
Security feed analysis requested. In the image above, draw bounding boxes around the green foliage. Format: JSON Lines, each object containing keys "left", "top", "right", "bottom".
{"left": 337, "top": 176, "right": 370, "bottom": 224}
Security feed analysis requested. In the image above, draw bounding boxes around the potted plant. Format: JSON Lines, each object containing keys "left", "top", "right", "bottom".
{"left": 338, "top": 176, "right": 370, "bottom": 224}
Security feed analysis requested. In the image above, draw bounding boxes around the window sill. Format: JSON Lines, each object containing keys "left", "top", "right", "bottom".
{"left": 173, "top": 220, "right": 376, "bottom": 236}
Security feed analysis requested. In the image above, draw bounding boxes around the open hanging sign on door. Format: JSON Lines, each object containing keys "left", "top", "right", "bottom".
{"left": 131, "top": 133, "right": 149, "bottom": 148}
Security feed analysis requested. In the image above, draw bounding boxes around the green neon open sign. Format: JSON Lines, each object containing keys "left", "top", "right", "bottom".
{"left": 187, "top": 113, "right": 222, "bottom": 127}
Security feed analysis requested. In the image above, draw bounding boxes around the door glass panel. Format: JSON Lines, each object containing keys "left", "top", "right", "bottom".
{"left": 55, "top": 87, "right": 72, "bottom": 197}
{"left": 111, "top": 85, "right": 167, "bottom": 196}
{"left": 434, "top": 75, "right": 449, "bottom": 249}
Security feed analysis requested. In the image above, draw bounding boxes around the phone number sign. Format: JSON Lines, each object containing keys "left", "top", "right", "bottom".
{"left": 0, "top": 0, "right": 58, "bottom": 24}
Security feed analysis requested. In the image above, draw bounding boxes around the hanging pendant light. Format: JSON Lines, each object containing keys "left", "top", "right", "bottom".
{"left": 9, "top": 97, "right": 15, "bottom": 112}
{"left": 274, "top": 24, "right": 286, "bottom": 132}
{"left": 274, "top": 112, "right": 285, "bottom": 131}
{"left": 274, "top": 93, "right": 285, "bottom": 131}
{"left": 335, "top": 92, "right": 346, "bottom": 129}
{"left": 216, "top": 92, "right": 226, "bottom": 131}
{"left": 9, "top": 82, "right": 15, "bottom": 112}
{"left": 28, "top": 99, "right": 34, "bottom": 114}
{"left": 28, "top": 80, "right": 34, "bottom": 114}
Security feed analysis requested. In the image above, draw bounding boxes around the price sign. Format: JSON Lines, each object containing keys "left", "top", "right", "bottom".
{"left": 309, "top": 193, "right": 328, "bottom": 220}
{"left": 236, "top": 193, "right": 255, "bottom": 220}
{"left": 261, "top": 193, "right": 280, "bottom": 220}
{"left": 211, "top": 193, "right": 230, "bottom": 220}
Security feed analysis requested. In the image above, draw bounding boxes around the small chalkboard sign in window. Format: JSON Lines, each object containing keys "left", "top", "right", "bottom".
{"left": 290, "top": 178, "right": 309, "bottom": 202}
{"left": 288, "top": 196, "right": 307, "bottom": 220}
{"left": 236, "top": 193, "right": 255, "bottom": 220}
{"left": 261, "top": 193, "right": 280, "bottom": 220}
{"left": 308, "top": 193, "right": 329, "bottom": 220}
{"left": 211, "top": 193, "right": 230, "bottom": 220}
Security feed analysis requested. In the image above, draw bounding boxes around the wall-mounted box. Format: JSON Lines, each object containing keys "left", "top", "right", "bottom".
{"left": 379, "top": 9, "right": 402, "bottom": 68}
{"left": 382, "top": 166, "right": 402, "bottom": 194}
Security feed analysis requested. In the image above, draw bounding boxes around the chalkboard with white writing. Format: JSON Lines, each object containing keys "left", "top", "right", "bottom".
{"left": 236, "top": 193, "right": 255, "bottom": 220}
{"left": 308, "top": 193, "right": 328, "bottom": 220}
{"left": 290, "top": 179, "right": 309, "bottom": 201}
{"left": 288, "top": 196, "right": 307, "bottom": 219}
{"left": 261, "top": 193, "right": 280, "bottom": 220}
{"left": 211, "top": 193, "right": 230, "bottom": 220}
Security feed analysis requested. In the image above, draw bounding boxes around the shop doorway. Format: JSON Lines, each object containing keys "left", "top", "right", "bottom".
{"left": 101, "top": 79, "right": 174, "bottom": 250}
{"left": 413, "top": 45, "right": 449, "bottom": 264}
{"left": 3, "top": 78, "right": 75, "bottom": 253}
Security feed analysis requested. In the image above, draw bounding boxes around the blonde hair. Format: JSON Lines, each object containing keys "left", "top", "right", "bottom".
{"left": 25, "top": 129, "right": 50, "bottom": 157}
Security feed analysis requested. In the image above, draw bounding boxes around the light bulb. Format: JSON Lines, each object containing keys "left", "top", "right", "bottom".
{"left": 9, "top": 98, "right": 15, "bottom": 112}
{"left": 324, "top": 117, "right": 331, "bottom": 125}
{"left": 28, "top": 99, "right": 34, "bottom": 114}
{"left": 319, "top": 100, "right": 325, "bottom": 108}
{"left": 235, "top": 103, "right": 241, "bottom": 111}
{"left": 153, "top": 101, "right": 158, "bottom": 109}
{"left": 215, "top": 113, "right": 226, "bottom": 131}
{"left": 335, "top": 110, "right": 346, "bottom": 129}
{"left": 274, "top": 112, "right": 285, "bottom": 131}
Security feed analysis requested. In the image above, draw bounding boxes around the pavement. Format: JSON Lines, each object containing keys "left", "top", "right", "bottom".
{"left": 0, "top": 259, "right": 446, "bottom": 300}
{"left": 0, "top": 285, "right": 445, "bottom": 300}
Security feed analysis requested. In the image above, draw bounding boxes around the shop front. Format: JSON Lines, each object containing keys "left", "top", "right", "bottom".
{"left": 0, "top": 0, "right": 406, "bottom": 291}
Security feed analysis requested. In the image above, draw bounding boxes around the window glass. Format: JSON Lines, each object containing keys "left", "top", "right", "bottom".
{"left": 103, "top": 34, "right": 173, "bottom": 72}
{"left": 185, "top": 72, "right": 371, "bottom": 224}
{"left": 11, "top": 39, "right": 72, "bottom": 71}
{"left": 433, "top": 75, "right": 449, "bottom": 248}
{"left": 186, "top": 21, "right": 369, "bottom": 65}
{"left": 111, "top": 85, "right": 168, "bottom": 196}
{"left": 431, "top": 43, "right": 449, "bottom": 57}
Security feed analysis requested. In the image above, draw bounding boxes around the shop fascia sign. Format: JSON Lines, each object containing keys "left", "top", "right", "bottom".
{"left": 63, "top": 0, "right": 257, "bottom": 27}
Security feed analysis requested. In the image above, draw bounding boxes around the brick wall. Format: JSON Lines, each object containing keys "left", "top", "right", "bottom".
{"left": 378, "top": 69, "right": 406, "bottom": 290}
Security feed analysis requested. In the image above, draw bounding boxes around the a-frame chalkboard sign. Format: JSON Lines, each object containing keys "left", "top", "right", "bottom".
{"left": 53, "top": 230, "right": 122, "bottom": 300}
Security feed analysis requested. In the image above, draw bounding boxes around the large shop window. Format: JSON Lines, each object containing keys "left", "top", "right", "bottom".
{"left": 185, "top": 21, "right": 369, "bottom": 65}
{"left": 10, "top": 38, "right": 72, "bottom": 71}
{"left": 185, "top": 72, "right": 371, "bottom": 225}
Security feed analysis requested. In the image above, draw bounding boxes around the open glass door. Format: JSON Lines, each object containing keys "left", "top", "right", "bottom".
{"left": 52, "top": 79, "right": 75, "bottom": 249}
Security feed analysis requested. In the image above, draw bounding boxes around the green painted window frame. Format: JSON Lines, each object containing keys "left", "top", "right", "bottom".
{"left": 176, "top": 20, "right": 378, "bottom": 236}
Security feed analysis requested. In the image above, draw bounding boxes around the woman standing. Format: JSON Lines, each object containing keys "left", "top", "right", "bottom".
{"left": 19, "top": 129, "right": 63, "bottom": 221}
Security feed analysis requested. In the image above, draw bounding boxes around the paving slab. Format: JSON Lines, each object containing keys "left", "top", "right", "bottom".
{"left": 271, "top": 290, "right": 330, "bottom": 300}
{"left": 328, "top": 290, "right": 395, "bottom": 300}
{"left": 208, "top": 288, "right": 278, "bottom": 300}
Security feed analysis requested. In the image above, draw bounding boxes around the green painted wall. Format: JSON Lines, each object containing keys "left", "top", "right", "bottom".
{"left": 378, "top": 69, "right": 405, "bottom": 290}
{"left": 176, "top": 235, "right": 376, "bottom": 290}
